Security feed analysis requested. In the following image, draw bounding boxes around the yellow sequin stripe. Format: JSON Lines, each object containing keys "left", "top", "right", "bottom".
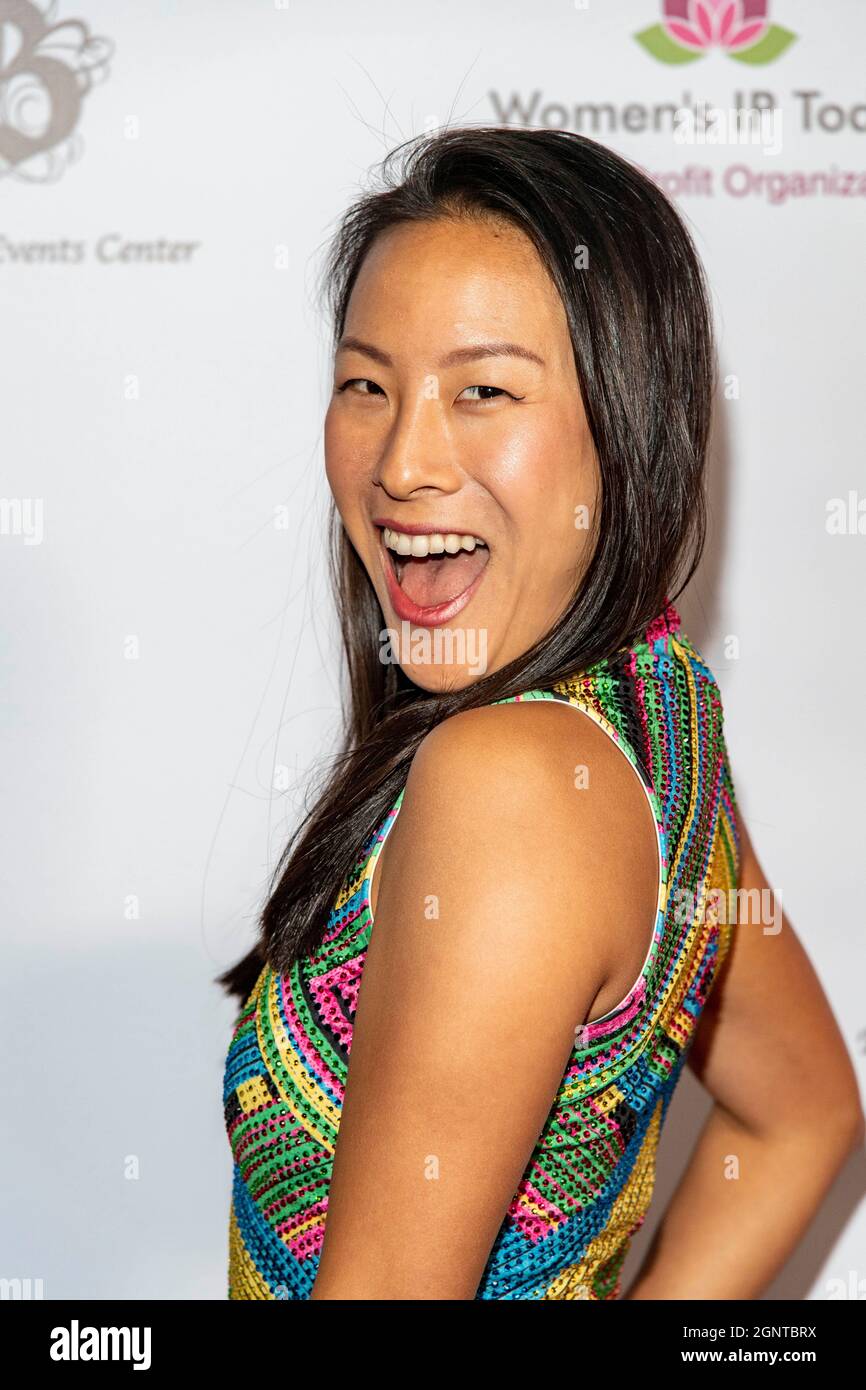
{"left": 228, "top": 1200, "right": 274, "bottom": 1300}
{"left": 255, "top": 968, "right": 341, "bottom": 1154}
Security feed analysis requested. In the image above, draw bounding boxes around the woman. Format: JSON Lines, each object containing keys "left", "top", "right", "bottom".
{"left": 219, "top": 127, "right": 863, "bottom": 1301}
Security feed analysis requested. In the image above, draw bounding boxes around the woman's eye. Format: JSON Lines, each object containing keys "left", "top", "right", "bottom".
{"left": 337, "top": 378, "right": 385, "bottom": 396}
{"left": 457, "top": 385, "right": 518, "bottom": 404}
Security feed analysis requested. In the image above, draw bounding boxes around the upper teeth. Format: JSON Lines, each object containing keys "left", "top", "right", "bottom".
{"left": 383, "top": 527, "right": 487, "bottom": 557}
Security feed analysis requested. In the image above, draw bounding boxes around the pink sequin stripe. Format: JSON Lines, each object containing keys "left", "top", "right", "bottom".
{"left": 645, "top": 598, "right": 681, "bottom": 646}
{"left": 277, "top": 971, "right": 346, "bottom": 1101}
{"left": 581, "top": 974, "right": 649, "bottom": 1043}
{"left": 508, "top": 1187, "right": 563, "bottom": 1242}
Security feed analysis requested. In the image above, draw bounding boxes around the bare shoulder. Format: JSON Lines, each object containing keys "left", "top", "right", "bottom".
{"left": 372, "top": 698, "right": 660, "bottom": 1021}
{"left": 411, "top": 699, "right": 654, "bottom": 854}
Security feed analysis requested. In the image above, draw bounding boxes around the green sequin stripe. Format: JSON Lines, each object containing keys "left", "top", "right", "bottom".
{"left": 254, "top": 965, "right": 343, "bottom": 1151}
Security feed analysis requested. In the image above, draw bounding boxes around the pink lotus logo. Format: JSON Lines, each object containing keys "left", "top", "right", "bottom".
{"left": 635, "top": 1, "right": 797, "bottom": 64}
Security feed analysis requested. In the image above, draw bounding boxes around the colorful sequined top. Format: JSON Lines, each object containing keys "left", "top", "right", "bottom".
{"left": 223, "top": 599, "right": 740, "bottom": 1300}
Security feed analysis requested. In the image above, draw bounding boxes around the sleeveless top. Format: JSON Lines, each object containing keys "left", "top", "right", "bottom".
{"left": 223, "top": 598, "right": 741, "bottom": 1300}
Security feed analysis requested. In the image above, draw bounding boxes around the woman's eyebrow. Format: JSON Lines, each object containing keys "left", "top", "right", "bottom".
{"left": 439, "top": 342, "right": 546, "bottom": 368}
{"left": 336, "top": 335, "right": 545, "bottom": 369}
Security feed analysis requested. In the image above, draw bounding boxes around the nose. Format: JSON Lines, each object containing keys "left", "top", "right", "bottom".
{"left": 373, "top": 388, "right": 462, "bottom": 502}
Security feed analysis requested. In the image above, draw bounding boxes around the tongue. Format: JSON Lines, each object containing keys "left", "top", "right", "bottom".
{"left": 397, "top": 548, "right": 488, "bottom": 607}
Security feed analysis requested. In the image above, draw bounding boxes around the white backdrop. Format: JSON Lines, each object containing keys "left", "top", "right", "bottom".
{"left": 2, "top": 0, "right": 864, "bottom": 1299}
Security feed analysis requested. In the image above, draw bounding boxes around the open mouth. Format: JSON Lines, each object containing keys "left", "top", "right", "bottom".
{"left": 386, "top": 533, "right": 489, "bottom": 606}
{"left": 375, "top": 521, "right": 490, "bottom": 627}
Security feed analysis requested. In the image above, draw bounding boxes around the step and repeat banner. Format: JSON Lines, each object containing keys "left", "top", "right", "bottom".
{"left": 2, "top": 0, "right": 864, "bottom": 1300}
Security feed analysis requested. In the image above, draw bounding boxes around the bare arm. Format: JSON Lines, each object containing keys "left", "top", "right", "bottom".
{"left": 310, "top": 700, "right": 658, "bottom": 1300}
{"left": 625, "top": 814, "right": 865, "bottom": 1300}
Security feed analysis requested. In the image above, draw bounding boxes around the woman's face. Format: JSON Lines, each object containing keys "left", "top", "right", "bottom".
{"left": 324, "top": 214, "right": 598, "bottom": 691}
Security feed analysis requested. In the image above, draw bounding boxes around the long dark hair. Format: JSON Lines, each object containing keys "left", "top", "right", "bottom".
{"left": 216, "top": 125, "right": 714, "bottom": 1002}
